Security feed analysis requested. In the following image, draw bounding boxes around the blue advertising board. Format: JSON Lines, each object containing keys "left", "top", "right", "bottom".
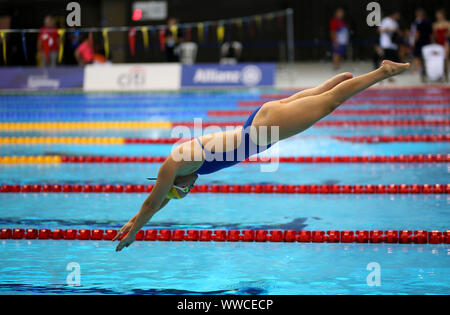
{"left": 181, "top": 63, "right": 276, "bottom": 88}
{"left": 0, "top": 67, "right": 84, "bottom": 90}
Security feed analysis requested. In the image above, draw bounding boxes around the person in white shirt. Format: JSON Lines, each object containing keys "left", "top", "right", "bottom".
{"left": 379, "top": 12, "right": 401, "bottom": 61}
{"left": 422, "top": 42, "right": 447, "bottom": 81}
{"left": 378, "top": 12, "right": 402, "bottom": 82}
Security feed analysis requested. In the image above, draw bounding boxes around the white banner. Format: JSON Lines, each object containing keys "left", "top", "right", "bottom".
{"left": 132, "top": 1, "right": 168, "bottom": 20}
{"left": 83, "top": 63, "right": 181, "bottom": 91}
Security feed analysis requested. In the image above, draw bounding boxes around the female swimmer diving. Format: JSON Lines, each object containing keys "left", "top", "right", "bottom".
{"left": 114, "top": 60, "right": 410, "bottom": 251}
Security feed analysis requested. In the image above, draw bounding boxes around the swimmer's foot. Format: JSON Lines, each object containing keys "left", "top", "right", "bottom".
{"left": 380, "top": 60, "right": 410, "bottom": 78}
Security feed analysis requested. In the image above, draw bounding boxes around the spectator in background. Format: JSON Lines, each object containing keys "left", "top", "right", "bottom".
{"left": 397, "top": 27, "right": 412, "bottom": 63}
{"left": 372, "top": 36, "right": 384, "bottom": 69}
{"left": 37, "top": 15, "right": 59, "bottom": 67}
{"left": 379, "top": 11, "right": 401, "bottom": 82}
{"left": 329, "top": 7, "right": 349, "bottom": 70}
{"left": 74, "top": 33, "right": 108, "bottom": 65}
{"left": 433, "top": 9, "right": 450, "bottom": 60}
{"left": 421, "top": 37, "right": 447, "bottom": 82}
{"left": 165, "top": 17, "right": 182, "bottom": 62}
{"left": 410, "top": 8, "right": 433, "bottom": 73}
{"left": 64, "top": 28, "right": 82, "bottom": 65}
{"left": 74, "top": 34, "right": 94, "bottom": 65}
{"left": 379, "top": 11, "right": 401, "bottom": 61}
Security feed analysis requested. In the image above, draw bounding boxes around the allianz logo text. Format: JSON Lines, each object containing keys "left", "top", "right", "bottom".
{"left": 193, "top": 65, "right": 262, "bottom": 86}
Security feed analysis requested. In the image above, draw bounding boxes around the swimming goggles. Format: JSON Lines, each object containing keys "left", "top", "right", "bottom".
{"left": 147, "top": 178, "right": 192, "bottom": 199}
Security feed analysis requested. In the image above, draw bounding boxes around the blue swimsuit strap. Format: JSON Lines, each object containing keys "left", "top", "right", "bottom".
{"left": 196, "top": 127, "right": 249, "bottom": 155}
{"left": 195, "top": 106, "right": 273, "bottom": 175}
{"left": 195, "top": 137, "right": 205, "bottom": 150}
{"left": 196, "top": 106, "right": 269, "bottom": 157}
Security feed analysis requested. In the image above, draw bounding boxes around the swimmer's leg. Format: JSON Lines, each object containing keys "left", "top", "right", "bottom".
{"left": 254, "top": 60, "right": 410, "bottom": 143}
{"left": 279, "top": 72, "right": 353, "bottom": 103}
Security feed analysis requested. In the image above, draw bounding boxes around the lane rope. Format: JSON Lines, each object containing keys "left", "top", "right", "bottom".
{"left": 238, "top": 99, "right": 450, "bottom": 107}
{"left": 209, "top": 108, "right": 450, "bottom": 117}
{"left": 0, "top": 119, "right": 449, "bottom": 130}
{"left": 259, "top": 90, "right": 450, "bottom": 99}
{"left": 0, "top": 111, "right": 206, "bottom": 119}
{"left": 1, "top": 184, "right": 448, "bottom": 194}
{"left": 332, "top": 135, "right": 450, "bottom": 143}
{"left": 1, "top": 228, "right": 449, "bottom": 244}
{"left": 0, "top": 154, "right": 448, "bottom": 164}
{"left": 0, "top": 137, "right": 126, "bottom": 145}
{"left": 1, "top": 135, "right": 449, "bottom": 145}
{"left": 173, "top": 120, "right": 450, "bottom": 127}
{"left": 0, "top": 122, "right": 172, "bottom": 130}
{"left": 2, "top": 108, "right": 449, "bottom": 120}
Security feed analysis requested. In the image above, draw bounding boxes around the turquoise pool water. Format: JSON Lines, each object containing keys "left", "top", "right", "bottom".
{"left": 0, "top": 90, "right": 449, "bottom": 295}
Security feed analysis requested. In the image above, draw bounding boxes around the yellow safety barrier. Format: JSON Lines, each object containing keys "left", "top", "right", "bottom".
{"left": 0, "top": 156, "right": 62, "bottom": 164}
{"left": 0, "top": 137, "right": 125, "bottom": 145}
{"left": 0, "top": 121, "right": 172, "bottom": 130}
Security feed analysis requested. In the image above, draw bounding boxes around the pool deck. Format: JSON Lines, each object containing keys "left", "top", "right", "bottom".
{"left": 276, "top": 61, "right": 448, "bottom": 89}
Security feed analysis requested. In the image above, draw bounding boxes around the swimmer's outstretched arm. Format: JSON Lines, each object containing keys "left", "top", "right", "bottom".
{"left": 114, "top": 141, "right": 202, "bottom": 252}
{"left": 114, "top": 198, "right": 170, "bottom": 242}
{"left": 114, "top": 157, "right": 179, "bottom": 252}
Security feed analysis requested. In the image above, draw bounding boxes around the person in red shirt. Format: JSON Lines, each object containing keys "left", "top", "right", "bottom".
{"left": 37, "top": 15, "right": 59, "bottom": 67}
{"left": 432, "top": 9, "right": 450, "bottom": 81}
{"left": 433, "top": 9, "right": 449, "bottom": 57}
{"left": 74, "top": 34, "right": 94, "bottom": 65}
{"left": 74, "top": 33, "right": 108, "bottom": 65}
{"left": 330, "top": 8, "right": 349, "bottom": 70}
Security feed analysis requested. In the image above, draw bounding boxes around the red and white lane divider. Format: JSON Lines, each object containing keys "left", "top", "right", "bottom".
{"left": 209, "top": 108, "right": 450, "bottom": 117}
{"left": 332, "top": 135, "right": 450, "bottom": 143}
{"left": 1, "top": 228, "right": 449, "bottom": 244}
{"left": 124, "top": 135, "right": 450, "bottom": 144}
{"left": 238, "top": 99, "right": 450, "bottom": 107}
{"left": 1, "top": 184, "right": 448, "bottom": 194}
{"left": 259, "top": 90, "right": 450, "bottom": 99}
{"left": 124, "top": 137, "right": 180, "bottom": 144}
{"left": 173, "top": 120, "right": 450, "bottom": 127}
{"left": 8, "top": 135, "right": 447, "bottom": 145}
{"left": 57, "top": 154, "right": 449, "bottom": 163}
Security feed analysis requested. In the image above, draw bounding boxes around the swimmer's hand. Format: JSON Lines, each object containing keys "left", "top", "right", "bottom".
{"left": 115, "top": 232, "right": 136, "bottom": 252}
{"left": 114, "top": 216, "right": 136, "bottom": 251}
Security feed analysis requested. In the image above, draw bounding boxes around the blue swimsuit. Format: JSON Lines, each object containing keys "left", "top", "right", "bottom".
{"left": 195, "top": 106, "right": 272, "bottom": 175}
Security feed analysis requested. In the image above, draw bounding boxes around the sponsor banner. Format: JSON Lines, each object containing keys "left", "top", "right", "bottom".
{"left": 84, "top": 63, "right": 181, "bottom": 91}
{"left": 0, "top": 67, "right": 84, "bottom": 91}
{"left": 181, "top": 63, "right": 276, "bottom": 88}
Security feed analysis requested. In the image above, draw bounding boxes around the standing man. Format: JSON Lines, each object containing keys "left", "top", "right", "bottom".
{"left": 37, "top": 15, "right": 59, "bottom": 67}
{"left": 165, "top": 17, "right": 182, "bottom": 62}
{"left": 379, "top": 11, "right": 401, "bottom": 81}
{"left": 330, "top": 7, "right": 349, "bottom": 70}
{"left": 410, "top": 8, "right": 433, "bottom": 73}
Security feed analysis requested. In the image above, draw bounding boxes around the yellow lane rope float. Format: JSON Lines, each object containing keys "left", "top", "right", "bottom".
{"left": 0, "top": 156, "right": 62, "bottom": 164}
{"left": 0, "top": 137, "right": 125, "bottom": 145}
{"left": 0, "top": 121, "right": 172, "bottom": 130}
